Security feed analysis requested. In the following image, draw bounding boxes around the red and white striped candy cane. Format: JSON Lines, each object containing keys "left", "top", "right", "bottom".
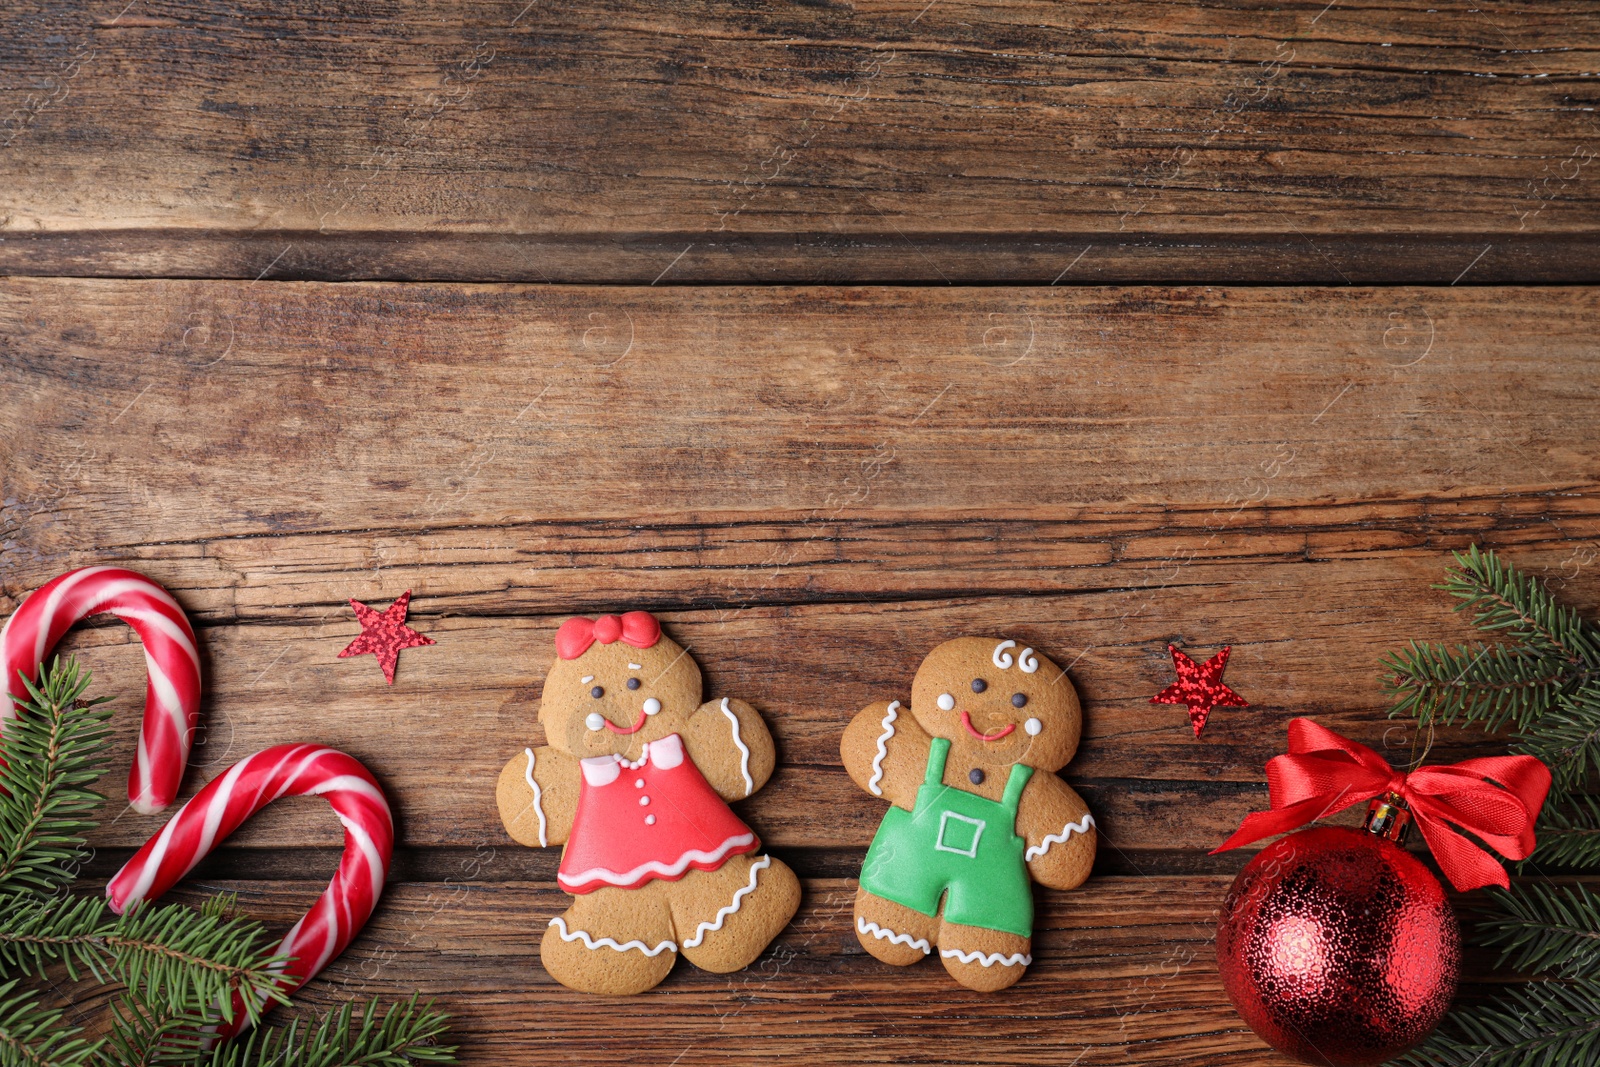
{"left": 107, "top": 744, "right": 394, "bottom": 1039}
{"left": 1, "top": 566, "right": 202, "bottom": 814}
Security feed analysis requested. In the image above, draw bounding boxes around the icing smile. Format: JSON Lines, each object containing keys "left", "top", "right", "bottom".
{"left": 586, "top": 708, "right": 648, "bottom": 735}
{"left": 605, "top": 709, "right": 649, "bottom": 734}
{"left": 960, "top": 711, "right": 1016, "bottom": 742}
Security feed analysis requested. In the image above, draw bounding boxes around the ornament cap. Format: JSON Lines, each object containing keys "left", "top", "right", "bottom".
{"left": 1363, "top": 791, "right": 1413, "bottom": 844}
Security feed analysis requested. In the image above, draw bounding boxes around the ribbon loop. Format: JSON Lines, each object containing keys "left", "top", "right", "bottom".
{"left": 1212, "top": 717, "right": 1551, "bottom": 891}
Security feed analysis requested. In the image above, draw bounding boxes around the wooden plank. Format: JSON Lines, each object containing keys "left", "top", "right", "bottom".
{"left": 52, "top": 874, "right": 1548, "bottom": 1064}
{"left": 4, "top": 500, "right": 1598, "bottom": 624}
{"left": 3, "top": 280, "right": 1597, "bottom": 550}
{"left": 122, "top": 877, "right": 1279, "bottom": 1066}
{"left": 1, "top": 1, "right": 1597, "bottom": 283}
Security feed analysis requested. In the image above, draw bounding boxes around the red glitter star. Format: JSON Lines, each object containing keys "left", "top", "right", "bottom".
{"left": 1151, "top": 644, "right": 1248, "bottom": 738}
{"left": 337, "top": 590, "right": 435, "bottom": 685}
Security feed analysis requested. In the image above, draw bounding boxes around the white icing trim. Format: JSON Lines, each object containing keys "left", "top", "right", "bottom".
{"left": 867, "top": 701, "right": 899, "bottom": 797}
{"left": 581, "top": 675, "right": 595, "bottom": 684}
{"left": 682, "top": 855, "right": 769, "bottom": 948}
{"left": 1024, "top": 813, "right": 1096, "bottom": 861}
{"left": 522, "top": 748, "right": 548, "bottom": 848}
{"left": 993, "top": 640, "right": 1016, "bottom": 669}
{"left": 548, "top": 916, "right": 677, "bottom": 956}
{"left": 557, "top": 831, "right": 755, "bottom": 891}
{"left": 856, "top": 915, "right": 930, "bottom": 955}
{"left": 940, "top": 946, "right": 1031, "bottom": 967}
{"left": 628, "top": 662, "right": 642, "bottom": 670}
{"left": 648, "top": 733, "right": 683, "bottom": 769}
{"left": 1018, "top": 647, "right": 1038, "bottom": 673}
{"left": 720, "top": 698, "right": 753, "bottom": 797}
{"left": 579, "top": 756, "right": 622, "bottom": 787}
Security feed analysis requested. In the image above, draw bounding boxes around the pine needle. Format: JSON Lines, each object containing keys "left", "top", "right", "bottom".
{"left": 0, "top": 659, "right": 111, "bottom": 895}
{"left": 202, "top": 997, "right": 458, "bottom": 1067}
{"left": 1514, "top": 682, "right": 1600, "bottom": 802}
{"left": 1384, "top": 548, "right": 1600, "bottom": 735}
{"left": 1477, "top": 884, "right": 1600, "bottom": 977}
{"left": 0, "top": 976, "right": 100, "bottom": 1067}
{"left": 1441, "top": 545, "right": 1600, "bottom": 665}
{"left": 1396, "top": 978, "right": 1600, "bottom": 1067}
{"left": 1532, "top": 796, "right": 1600, "bottom": 869}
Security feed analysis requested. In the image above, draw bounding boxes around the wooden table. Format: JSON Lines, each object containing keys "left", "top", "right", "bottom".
{"left": 3, "top": 2, "right": 1598, "bottom": 1063}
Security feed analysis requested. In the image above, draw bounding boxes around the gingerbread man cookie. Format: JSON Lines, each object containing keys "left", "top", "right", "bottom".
{"left": 497, "top": 611, "right": 800, "bottom": 994}
{"left": 841, "top": 637, "right": 1097, "bottom": 991}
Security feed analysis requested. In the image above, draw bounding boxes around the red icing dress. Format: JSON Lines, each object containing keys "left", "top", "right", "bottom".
{"left": 557, "top": 733, "right": 758, "bottom": 894}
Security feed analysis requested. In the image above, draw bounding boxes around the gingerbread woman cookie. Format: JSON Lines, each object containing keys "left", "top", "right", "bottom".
{"left": 497, "top": 611, "right": 800, "bottom": 994}
{"left": 841, "top": 637, "right": 1097, "bottom": 991}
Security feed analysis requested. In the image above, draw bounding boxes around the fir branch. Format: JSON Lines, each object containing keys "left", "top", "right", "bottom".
{"left": 0, "top": 977, "right": 99, "bottom": 1067}
{"left": 1383, "top": 640, "right": 1583, "bottom": 732}
{"left": 1476, "top": 884, "right": 1600, "bottom": 977}
{"left": 91, "top": 990, "right": 207, "bottom": 1067}
{"left": 1441, "top": 545, "right": 1600, "bottom": 665}
{"left": 1513, "top": 682, "right": 1600, "bottom": 801}
{"left": 0, "top": 660, "right": 111, "bottom": 896}
{"left": 0, "top": 891, "right": 289, "bottom": 1030}
{"left": 1531, "top": 796, "right": 1600, "bottom": 869}
{"left": 101, "top": 903, "right": 291, "bottom": 1030}
{"left": 0, "top": 893, "right": 115, "bottom": 986}
{"left": 203, "top": 997, "right": 457, "bottom": 1067}
{"left": 1398, "top": 978, "right": 1600, "bottom": 1067}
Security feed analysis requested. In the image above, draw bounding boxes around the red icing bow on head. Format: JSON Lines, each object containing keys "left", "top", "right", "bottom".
{"left": 1212, "top": 717, "right": 1551, "bottom": 891}
{"left": 555, "top": 612, "right": 662, "bottom": 660}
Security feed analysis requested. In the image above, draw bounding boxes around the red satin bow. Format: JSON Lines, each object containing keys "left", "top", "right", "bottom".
{"left": 1212, "top": 717, "right": 1551, "bottom": 891}
{"left": 555, "top": 611, "right": 662, "bottom": 660}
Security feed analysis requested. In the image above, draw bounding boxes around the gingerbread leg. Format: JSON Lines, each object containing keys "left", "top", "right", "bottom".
{"left": 853, "top": 887, "right": 937, "bottom": 967}
{"left": 540, "top": 884, "right": 678, "bottom": 995}
{"left": 934, "top": 918, "right": 1032, "bottom": 992}
{"left": 669, "top": 853, "right": 801, "bottom": 974}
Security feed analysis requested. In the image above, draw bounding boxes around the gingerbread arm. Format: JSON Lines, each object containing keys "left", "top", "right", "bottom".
{"left": 681, "top": 697, "right": 778, "bottom": 801}
{"left": 496, "top": 744, "right": 580, "bottom": 849}
{"left": 1018, "top": 774, "right": 1097, "bottom": 890}
{"left": 840, "top": 699, "right": 930, "bottom": 812}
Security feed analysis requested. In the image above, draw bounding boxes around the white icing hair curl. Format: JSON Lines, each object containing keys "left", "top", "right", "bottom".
{"left": 993, "top": 639, "right": 1040, "bottom": 673}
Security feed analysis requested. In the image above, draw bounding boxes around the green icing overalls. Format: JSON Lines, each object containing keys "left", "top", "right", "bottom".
{"left": 859, "top": 737, "right": 1036, "bottom": 938}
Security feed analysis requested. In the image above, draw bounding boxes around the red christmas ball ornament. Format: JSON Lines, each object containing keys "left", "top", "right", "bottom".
{"left": 1211, "top": 719, "right": 1552, "bottom": 1067}
{"left": 1216, "top": 818, "right": 1459, "bottom": 1067}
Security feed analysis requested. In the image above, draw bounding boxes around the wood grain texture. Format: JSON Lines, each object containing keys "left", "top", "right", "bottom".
{"left": 2, "top": 0, "right": 1597, "bottom": 283}
{"left": 137, "top": 877, "right": 1289, "bottom": 1066}
{"left": 3, "top": 280, "right": 1596, "bottom": 546}
{"left": 5, "top": 275, "right": 1597, "bottom": 1061}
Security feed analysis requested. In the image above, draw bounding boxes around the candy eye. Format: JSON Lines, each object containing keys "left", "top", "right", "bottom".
{"left": 1011, "top": 692, "right": 1027, "bottom": 708}
{"left": 590, "top": 686, "right": 604, "bottom": 699}
{"left": 937, "top": 693, "right": 955, "bottom": 711}
{"left": 971, "top": 678, "right": 987, "bottom": 693}
{"left": 627, "top": 677, "right": 641, "bottom": 690}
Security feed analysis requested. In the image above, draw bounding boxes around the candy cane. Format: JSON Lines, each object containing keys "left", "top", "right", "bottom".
{"left": 107, "top": 744, "right": 393, "bottom": 1039}
{"left": 1, "top": 567, "right": 202, "bottom": 814}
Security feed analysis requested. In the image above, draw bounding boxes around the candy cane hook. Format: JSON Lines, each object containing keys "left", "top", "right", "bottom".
{"left": 107, "top": 744, "right": 394, "bottom": 1039}
{"left": 1, "top": 567, "right": 202, "bottom": 814}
